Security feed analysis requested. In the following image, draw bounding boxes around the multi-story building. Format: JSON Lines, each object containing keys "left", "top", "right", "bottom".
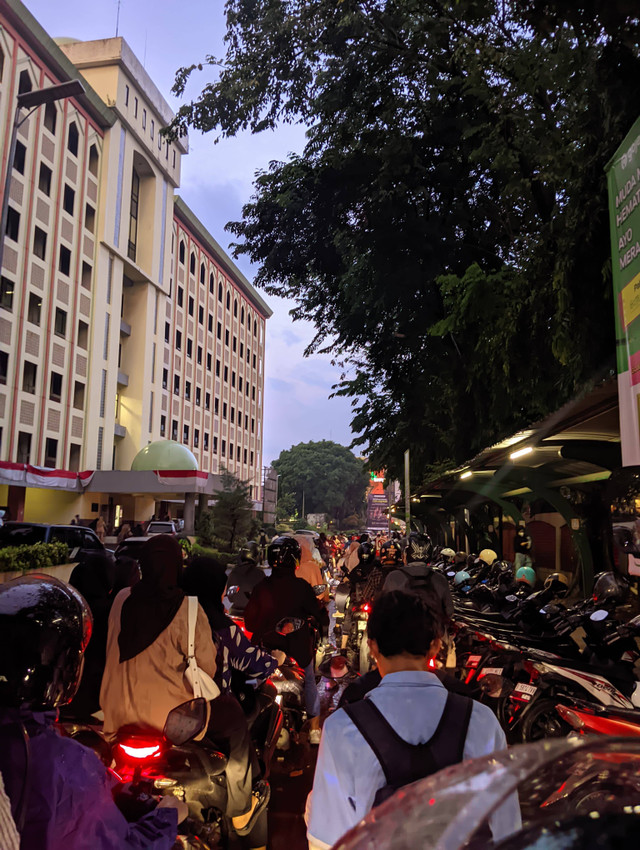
{"left": 0, "top": 0, "right": 271, "bottom": 528}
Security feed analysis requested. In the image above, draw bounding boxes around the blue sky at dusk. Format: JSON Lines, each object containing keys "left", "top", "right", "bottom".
{"left": 24, "top": 0, "right": 356, "bottom": 464}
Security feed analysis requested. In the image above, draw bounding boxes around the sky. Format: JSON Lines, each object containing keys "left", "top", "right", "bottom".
{"left": 24, "top": 0, "right": 356, "bottom": 465}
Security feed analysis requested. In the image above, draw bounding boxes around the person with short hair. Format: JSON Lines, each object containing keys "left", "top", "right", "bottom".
{"left": 306, "top": 592, "right": 517, "bottom": 850}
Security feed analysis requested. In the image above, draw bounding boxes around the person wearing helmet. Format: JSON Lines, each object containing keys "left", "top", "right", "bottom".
{"left": 340, "top": 541, "right": 378, "bottom": 651}
{"left": 225, "top": 540, "right": 265, "bottom": 614}
{"left": 244, "top": 537, "right": 328, "bottom": 744}
{"left": 0, "top": 574, "right": 185, "bottom": 849}
{"left": 362, "top": 540, "right": 404, "bottom": 605}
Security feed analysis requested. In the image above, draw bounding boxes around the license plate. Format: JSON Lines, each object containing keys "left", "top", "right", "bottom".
{"left": 358, "top": 620, "right": 367, "bottom": 631}
{"left": 467, "top": 655, "right": 482, "bottom": 668}
{"left": 479, "top": 667, "right": 503, "bottom": 677}
{"left": 513, "top": 683, "right": 537, "bottom": 702}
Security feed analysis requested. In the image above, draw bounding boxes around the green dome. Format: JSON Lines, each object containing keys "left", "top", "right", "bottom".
{"left": 131, "top": 440, "right": 198, "bottom": 471}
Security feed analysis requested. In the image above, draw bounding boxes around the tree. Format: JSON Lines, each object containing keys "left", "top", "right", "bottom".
{"left": 168, "top": 1, "right": 640, "bottom": 484}
{"left": 272, "top": 441, "right": 368, "bottom": 524}
{"left": 276, "top": 491, "right": 297, "bottom": 521}
{"left": 210, "top": 468, "right": 253, "bottom": 552}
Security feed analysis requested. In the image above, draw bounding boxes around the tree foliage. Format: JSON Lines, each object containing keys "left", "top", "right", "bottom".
{"left": 169, "top": 0, "right": 640, "bottom": 485}
{"left": 209, "top": 468, "right": 254, "bottom": 552}
{"left": 273, "top": 440, "right": 368, "bottom": 524}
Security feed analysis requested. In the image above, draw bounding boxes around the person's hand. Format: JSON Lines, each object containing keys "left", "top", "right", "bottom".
{"left": 272, "top": 649, "right": 287, "bottom": 666}
{"left": 158, "top": 794, "right": 189, "bottom": 824}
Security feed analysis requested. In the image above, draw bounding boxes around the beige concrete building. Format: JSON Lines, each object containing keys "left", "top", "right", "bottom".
{"left": 0, "top": 0, "right": 270, "bottom": 529}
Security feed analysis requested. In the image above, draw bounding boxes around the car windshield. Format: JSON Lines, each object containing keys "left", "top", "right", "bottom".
{"left": 147, "top": 522, "right": 174, "bottom": 532}
{"left": 0, "top": 524, "right": 47, "bottom": 546}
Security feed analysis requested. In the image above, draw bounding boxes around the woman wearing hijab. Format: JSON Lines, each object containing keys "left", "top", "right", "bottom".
{"left": 182, "top": 557, "right": 281, "bottom": 839}
{"left": 100, "top": 535, "right": 216, "bottom": 737}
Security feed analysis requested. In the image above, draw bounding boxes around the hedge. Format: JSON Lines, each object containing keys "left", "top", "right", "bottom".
{"left": 0, "top": 542, "right": 70, "bottom": 573}
{"left": 190, "top": 543, "right": 237, "bottom": 568}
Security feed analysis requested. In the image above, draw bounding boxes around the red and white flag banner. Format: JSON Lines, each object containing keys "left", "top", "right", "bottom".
{"left": 153, "top": 469, "right": 209, "bottom": 489}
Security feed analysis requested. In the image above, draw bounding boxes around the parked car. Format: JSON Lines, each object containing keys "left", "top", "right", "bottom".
{"left": 114, "top": 536, "right": 152, "bottom": 562}
{"left": 145, "top": 521, "right": 178, "bottom": 536}
{"left": 0, "top": 522, "right": 109, "bottom": 562}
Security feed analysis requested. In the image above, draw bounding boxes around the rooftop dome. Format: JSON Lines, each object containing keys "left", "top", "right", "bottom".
{"left": 131, "top": 440, "right": 198, "bottom": 471}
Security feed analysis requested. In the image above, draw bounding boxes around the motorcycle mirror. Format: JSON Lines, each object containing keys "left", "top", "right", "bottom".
{"left": 590, "top": 609, "right": 609, "bottom": 622}
{"left": 163, "top": 698, "right": 208, "bottom": 746}
{"left": 275, "top": 616, "right": 305, "bottom": 635}
{"left": 226, "top": 585, "right": 240, "bottom": 598}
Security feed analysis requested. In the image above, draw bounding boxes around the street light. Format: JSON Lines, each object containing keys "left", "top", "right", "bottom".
{"left": 0, "top": 79, "right": 85, "bottom": 274}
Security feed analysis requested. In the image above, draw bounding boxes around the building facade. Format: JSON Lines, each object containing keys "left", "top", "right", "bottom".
{"left": 0, "top": 0, "right": 270, "bottom": 526}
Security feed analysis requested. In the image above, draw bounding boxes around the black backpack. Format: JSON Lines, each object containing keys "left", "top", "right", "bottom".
{"left": 342, "top": 691, "right": 472, "bottom": 807}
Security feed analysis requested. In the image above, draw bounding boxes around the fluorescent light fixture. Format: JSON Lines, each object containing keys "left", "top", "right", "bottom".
{"left": 460, "top": 470, "right": 473, "bottom": 480}
{"left": 510, "top": 446, "right": 533, "bottom": 460}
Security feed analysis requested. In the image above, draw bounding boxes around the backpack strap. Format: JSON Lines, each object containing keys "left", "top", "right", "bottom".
{"left": 342, "top": 698, "right": 402, "bottom": 786}
{"left": 428, "top": 691, "right": 473, "bottom": 765}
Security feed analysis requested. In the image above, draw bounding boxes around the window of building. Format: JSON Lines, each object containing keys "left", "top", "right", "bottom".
{"left": 253, "top": 353, "right": 257, "bottom": 369}
{"left": 252, "top": 386, "right": 256, "bottom": 400}
{"left": 183, "top": 424, "right": 189, "bottom": 444}
{"left": 173, "top": 150, "right": 176, "bottom": 168}
{"left": 209, "top": 273, "right": 214, "bottom": 294}
{"left": 160, "top": 414, "right": 166, "bottom": 437}
{"left": 0, "top": 278, "right": 13, "bottom": 311}
{"left": 218, "top": 282, "right": 223, "bottom": 302}
{"left": 238, "top": 376, "right": 243, "bottom": 392}
{"left": 217, "top": 321, "right": 222, "bottom": 340}
{"left": 162, "top": 367, "right": 168, "bottom": 389}
{"left": 226, "top": 291, "right": 231, "bottom": 310}
{"left": 208, "top": 314, "right": 213, "bottom": 333}
{"left": 230, "top": 443, "right": 234, "bottom": 460}
{"left": 185, "top": 380, "right": 191, "bottom": 400}
{"left": 13, "top": 141, "right": 26, "bottom": 174}
{"left": 85, "top": 204, "right": 95, "bottom": 233}
{"left": 204, "top": 432, "right": 209, "bottom": 451}
{"left": 244, "top": 448, "right": 248, "bottom": 464}
{"left": 194, "top": 428, "right": 199, "bottom": 448}
{"left": 165, "top": 322, "right": 170, "bottom": 343}
{"left": 234, "top": 299, "right": 238, "bottom": 318}
{"left": 233, "top": 336, "right": 237, "bottom": 353}
{"left": 188, "top": 296, "right": 194, "bottom": 316}
{"left": 225, "top": 329, "right": 230, "bottom": 347}
{"left": 176, "top": 330, "right": 182, "bottom": 350}
{"left": 214, "top": 397, "right": 219, "bottom": 415}
{"left": 186, "top": 338, "right": 193, "bottom": 358}
{"left": 6, "top": 208, "right": 19, "bottom": 242}
{"left": 63, "top": 184, "right": 75, "bottom": 215}
{"left": 0, "top": 351, "right": 8, "bottom": 385}
{"left": 179, "top": 241, "right": 185, "bottom": 265}
{"left": 224, "top": 365, "right": 228, "bottom": 383}
{"left": 206, "top": 352, "right": 212, "bottom": 370}
{"left": 197, "top": 345, "right": 202, "bottom": 365}
{"left": 170, "top": 419, "right": 177, "bottom": 441}
{"left": 177, "top": 286, "right": 184, "bottom": 307}
{"left": 240, "top": 342, "right": 244, "bottom": 358}
{"left": 245, "top": 382, "right": 249, "bottom": 397}
{"left": 230, "top": 407, "right": 235, "bottom": 424}
{"left": 42, "top": 101, "right": 57, "bottom": 136}
{"left": 244, "top": 413, "right": 248, "bottom": 429}
{"left": 198, "top": 305, "right": 204, "bottom": 325}
{"left": 38, "top": 163, "right": 52, "bottom": 195}
{"left": 73, "top": 381, "right": 85, "bottom": 410}
{"left": 223, "top": 402, "right": 227, "bottom": 418}
{"left": 205, "top": 392, "right": 210, "bottom": 410}
{"left": 125, "top": 85, "right": 130, "bottom": 106}
{"left": 58, "top": 245, "right": 71, "bottom": 276}
{"left": 68, "top": 443, "right": 81, "bottom": 471}
{"left": 33, "top": 227, "right": 47, "bottom": 260}
{"left": 215, "top": 359, "right": 220, "bottom": 377}
{"left": 200, "top": 263, "right": 205, "bottom": 285}
{"left": 77, "top": 320, "right": 88, "bottom": 349}
{"left": 251, "top": 417, "right": 255, "bottom": 433}
{"left": 127, "top": 168, "right": 140, "bottom": 261}
{"left": 150, "top": 119, "right": 154, "bottom": 140}
{"left": 67, "top": 122, "right": 79, "bottom": 157}
{"left": 190, "top": 253, "right": 196, "bottom": 275}
{"left": 174, "top": 375, "right": 180, "bottom": 394}
{"left": 17, "top": 431, "right": 31, "bottom": 464}
{"left": 23, "top": 361, "right": 37, "bottom": 394}
{"left": 247, "top": 347, "right": 251, "bottom": 364}
{"left": 142, "top": 108, "right": 147, "bottom": 130}
{"left": 158, "top": 132, "right": 162, "bottom": 151}
{"left": 213, "top": 436, "right": 218, "bottom": 453}
{"left": 221, "top": 440, "right": 226, "bottom": 456}
{"left": 88, "top": 144, "right": 99, "bottom": 177}
{"left": 241, "top": 306, "right": 245, "bottom": 324}
{"left": 134, "top": 97, "right": 138, "bottom": 118}
{"left": 54, "top": 308, "right": 67, "bottom": 337}
{"left": 195, "top": 387, "right": 201, "bottom": 406}
{"left": 18, "top": 70, "right": 32, "bottom": 94}
{"left": 251, "top": 451, "right": 254, "bottom": 465}
{"left": 231, "top": 371, "right": 236, "bottom": 388}
{"left": 254, "top": 319, "right": 258, "bottom": 336}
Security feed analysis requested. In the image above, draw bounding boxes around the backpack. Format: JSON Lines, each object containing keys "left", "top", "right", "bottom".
{"left": 342, "top": 691, "right": 472, "bottom": 807}
{"left": 385, "top": 565, "right": 454, "bottom": 619}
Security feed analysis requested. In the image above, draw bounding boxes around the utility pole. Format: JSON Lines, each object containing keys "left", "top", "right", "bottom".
{"left": 404, "top": 449, "right": 410, "bottom": 533}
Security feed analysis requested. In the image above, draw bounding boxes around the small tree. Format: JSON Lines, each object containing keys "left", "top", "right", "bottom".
{"left": 211, "top": 468, "right": 253, "bottom": 553}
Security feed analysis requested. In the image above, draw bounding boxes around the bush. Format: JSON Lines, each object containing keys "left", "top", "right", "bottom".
{"left": 0, "top": 541, "right": 70, "bottom": 573}
{"left": 190, "top": 543, "right": 237, "bottom": 568}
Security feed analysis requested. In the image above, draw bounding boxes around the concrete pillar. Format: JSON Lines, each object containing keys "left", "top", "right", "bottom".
{"left": 183, "top": 492, "right": 196, "bottom": 536}
{"left": 197, "top": 493, "right": 208, "bottom": 525}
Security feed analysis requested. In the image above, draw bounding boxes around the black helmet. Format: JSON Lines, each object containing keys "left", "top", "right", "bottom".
{"left": 495, "top": 560, "right": 514, "bottom": 582}
{"left": 267, "top": 536, "right": 301, "bottom": 571}
{"left": 0, "top": 574, "right": 92, "bottom": 710}
{"left": 544, "top": 572, "right": 569, "bottom": 597}
{"left": 380, "top": 540, "right": 402, "bottom": 565}
{"left": 357, "top": 542, "right": 375, "bottom": 564}
{"left": 406, "top": 532, "right": 433, "bottom": 564}
{"left": 593, "top": 571, "right": 629, "bottom": 605}
{"left": 239, "top": 540, "right": 260, "bottom": 564}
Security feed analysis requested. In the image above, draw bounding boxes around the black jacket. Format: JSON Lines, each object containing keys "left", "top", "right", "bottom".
{"left": 225, "top": 560, "right": 265, "bottom": 613}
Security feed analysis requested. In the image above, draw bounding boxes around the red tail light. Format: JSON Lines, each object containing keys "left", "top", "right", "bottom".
{"left": 362, "top": 603, "right": 371, "bottom": 614}
{"left": 427, "top": 657, "right": 437, "bottom": 669}
{"left": 117, "top": 741, "right": 162, "bottom": 760}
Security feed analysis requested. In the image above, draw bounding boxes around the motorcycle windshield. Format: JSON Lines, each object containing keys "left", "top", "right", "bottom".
{"left": 334, "top": 737, "right": 640, "bottom": 850}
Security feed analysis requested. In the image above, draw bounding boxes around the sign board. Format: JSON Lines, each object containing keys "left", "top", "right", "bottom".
{"left": 607, "top": 116, "right": 640, "bottom": 464}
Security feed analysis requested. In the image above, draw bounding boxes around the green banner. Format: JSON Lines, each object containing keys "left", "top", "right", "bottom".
{"left": 607, "top": 116, "right": 640, "bottom": 465}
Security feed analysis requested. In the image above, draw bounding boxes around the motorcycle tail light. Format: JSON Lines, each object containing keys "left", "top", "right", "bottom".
{"left": 427, "top": 657, "right": 437, "bottom": 669}
{"left": 117, "top": 740, "right": 163, "bottom": 761}
{"left": 556, "top": 704, "right": 584, "bottom": 730}
{"left": 362, "top": 603, "right": 371, "bottom": 614}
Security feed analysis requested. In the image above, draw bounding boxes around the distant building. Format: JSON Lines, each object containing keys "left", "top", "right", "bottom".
{"left": 0, "top": 0, "right": 271, "bottom": 528}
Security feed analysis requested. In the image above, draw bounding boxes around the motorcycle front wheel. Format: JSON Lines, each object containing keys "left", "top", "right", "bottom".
{"left": 521, "top": 697, "right": 572, "bottom": 743}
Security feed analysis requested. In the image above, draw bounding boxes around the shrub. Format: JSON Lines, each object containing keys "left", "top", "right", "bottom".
{"left": 0, "top": 541, "right": 70, "bottom": 573}
{"left": 190, "top": 543, "right": 237, "bottom": 568}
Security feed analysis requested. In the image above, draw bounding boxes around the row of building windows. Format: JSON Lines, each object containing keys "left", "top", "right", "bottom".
{"left": 158, "top": 414, "right": 256, "bottom": 464}
{"left": 123, "top": 83, "right": 177, "bottom": 168}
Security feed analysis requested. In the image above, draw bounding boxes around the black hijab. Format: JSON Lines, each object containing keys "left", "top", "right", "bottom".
{"left": 181, "top": 555, "right": 230, "bottom": 633}
{"left": 118, "top": 534, "right": 184, "bottom": 662}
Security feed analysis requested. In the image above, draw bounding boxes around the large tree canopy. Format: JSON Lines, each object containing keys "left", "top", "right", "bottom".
{"left": 272, "top": 440, "right": 368, "bottom": 523}
{"left": 168, "top": 0, "right": 640, "bottom": 486}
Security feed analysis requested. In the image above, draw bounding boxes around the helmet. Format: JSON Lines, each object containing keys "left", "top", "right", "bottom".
{"left": 515, "top": 566, "right": 536, "bottom": 588}
{"left": 454, "top": 570, "right": 471, "bottom": 587}
{"left": 358, "top": 533, "right": 370, "bottom": 544}
{"left": 478, "top": 548, "right": 498, "bottom": 567}
{"left": 0, "top": 574, "right": 92, "bottom": 710}
{"left": 380, "top": 540, "right": 402, "bottom": 565}
{"left": 239, "top": 540, "right": 260, "bottom": 564}
{"left": 593, "top": 571, "right": 629, "bottom": 605}
{"left": 544, "top": 572, "right": 569, "bottom": 596}
{"left": 454, "top": 551, "right": 467, "bottom": 565}
{"left": 440, "top": 548, "right": 456, "bottom": 562}
{"left": 267, "top": 536, "right": 301, "bottom": 571}
{"left": 406, "top": 532, "right": 433, "bottom": 564}
{"left": 357, "top": 542, "right": 375, "bottom": 564}
{"left": 495, "top": 560, "right": 514, "bottom": 582}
